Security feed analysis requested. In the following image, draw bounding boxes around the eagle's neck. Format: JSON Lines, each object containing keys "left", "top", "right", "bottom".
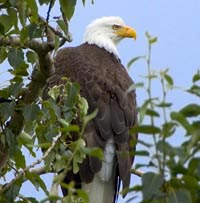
{"left": 83, "top": 35, "right": 119, "bottom": 58}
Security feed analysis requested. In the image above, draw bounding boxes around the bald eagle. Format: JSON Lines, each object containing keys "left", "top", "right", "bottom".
{"left": 43, "top": 16, "right": 138, "bottom": 203}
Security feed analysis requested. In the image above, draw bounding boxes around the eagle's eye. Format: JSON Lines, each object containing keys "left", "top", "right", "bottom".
{"left": 112, "top": 24, "right": 121, "bottom": 30}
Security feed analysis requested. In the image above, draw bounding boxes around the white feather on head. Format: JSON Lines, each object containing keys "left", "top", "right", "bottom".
{"left": 83, "top": 16, "right": 126, "bottom": 58}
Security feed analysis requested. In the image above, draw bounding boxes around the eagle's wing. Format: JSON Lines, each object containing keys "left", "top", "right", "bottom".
{"left": 42, "top": 43, "right": 137, "bottom": 203}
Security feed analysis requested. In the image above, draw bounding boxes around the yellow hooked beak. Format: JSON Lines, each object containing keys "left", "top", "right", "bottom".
{"left": 114, "top": 25, "right": 137, "bottom": 40}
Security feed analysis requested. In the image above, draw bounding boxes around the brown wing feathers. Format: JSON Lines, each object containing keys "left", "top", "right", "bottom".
{"left": 43, "top": 43, "right": 137, "bottom": 198}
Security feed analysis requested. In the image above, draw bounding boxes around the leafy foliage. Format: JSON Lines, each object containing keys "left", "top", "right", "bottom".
{"left": 0, "top": 1, "right": 199, "bottom": 203}
{"left": 126, "top": 32, "right": 200, "bottom": 203}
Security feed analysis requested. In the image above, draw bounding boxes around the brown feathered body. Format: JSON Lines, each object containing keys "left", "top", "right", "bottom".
{"left": 43, "top": 43, "right": 137, "bottom": 203}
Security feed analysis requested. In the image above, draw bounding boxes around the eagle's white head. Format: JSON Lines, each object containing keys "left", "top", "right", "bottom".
{"left": 83, "top": 16, "right": 137, "bottom": 58}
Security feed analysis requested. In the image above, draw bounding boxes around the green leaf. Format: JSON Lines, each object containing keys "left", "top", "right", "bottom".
{"left": 39, "top": 0, "right": 52, "bottom": 5}
{"left": 26, "top": 0, "right": 38, "bottom": 23}
{"left": 183, "top": 175, "right": 199, "bottom": 190}
{"left": 43, "top": 99, "right": 61, "bottom": 120}
{"left": 22, "top": 103, "right": 40, "bottom": 121}
{"left": 81, "top": 147, "right": 103, "bottom": 160}
{"left": 72, "top": 139, "right": 88, "bottom": 174}
{"left": 0, "top": 47, "right": 7, "bottom": 63}
{"left": 60, "top": 123, "right": 80, "bottom": 134}
{"left": 27, "top": 23, "right": 43, "bottom": 39}
{"left": 164, "top": 73, "right": 174, "bottom": 86}
{"left": 14, "top": 149, "right": 26, "bottom": 169}
{"left": 146, "top": 108, "right": 160, "bottom": 117}
{"left": 48, "top": 85, "right": 62, "bottom": 100}
{"left": 78, "top": 97, "right": 89, "bottom": 118}
{"left": 18, "top": 131, "right": 33, "bottom": 147}
{"left": 6, "top": 129, "right": 18, "bottom": 155}
{"left": 0, "top": 88, "right": 10, "bottom": 100}
{"left": 162, "top": 121, "right": 177, "bottom": 137}
{"left": 134, "top": 150, "right": 149, "bottom": 156}
{"left": 89, "top": 148, "right": 103, "bottom": 159}
{"left": 9, "top": 81, "right": 24, "bottom": 97}
{"left": 5, "top": 177, "right": 23, "bottom": 202}
{"left": 7, "top": 7, "right": 18, "bottom": 32}
{"left": 59, "top": 0, "right": 77, "bottom": 21}
{"left": 180, "top": 104, "right": 200, "bottom": 117}
{"left": 77, "top": 189, "right": 89, "bottom": 203}
{"left": 83, "top": 108, "right": 98, "bottom": 126}
{"left": 56, "top": 19, "right": 69, "bottom": 35}
{"left": 9, "top": 63, "right": 29, "bottom": 76}
{"left": 0, "top": 14, "right": 13, "bottom": 33}
{"left": 192, "top": 70, "right": 200, "bottom": 83}
{"left": 17, "top": 0, "right": 27, "bottom": 27}
{"left": 187, "top": 84, "right": 200, "bottom": 97}
{"left": 20, "top": 26, "right": 29, "bottom": 43}
{"left": 126, "top": 82, "right": 144, "bottom": 94}
{"left": 170, "top": 112, "right": 195, "bottom": 134}
{"left": 145, "top": 32, "right": 158, "bottom": 44}
{"left": 0, "top": 101, "right": 15, "bottom": 121}
{"left": 138, "top": 101, "right": 148, "bottom": 124}
{"left": 26, "top": 50, "right": 37, "bottom": 64}
{"left": 138, "top": 98, "right": 157, "bottom": 124}
{"left": 149, "top": 36, "right": 158, "bottom": 44}
{"left": 137, "top": 139, "right": 152, "bottom": 148}
{"left": 8, "top": 48, "right": 24, "bottom": 69}
{"left": 191, "top": 121, "right": 200, "bottom": 136}
{"left": 168, "top": 188, "right": 192, "bottom": 203}
{"left": 82, "top": 0, "right": 86, "bottom": 6}
{"left": 73, "top": 160, "right": 80, "bottom": 174}
{"left": 25, "top": 171, "right": 48, "bottom": 194}
{"left": 188, "top": 158, "right": 200, "bottom": 176}
{"left": 131, "top": 125, "right": 160, "bottom": 134}
{"left": 58, "top": 118, "right": 69, "bottom": 127}
{"left": 127, "top": 56, "right": 145, "bottom": 69}
{"left": 156, "top": 102, "right": 172, "bottom": 108}
{"left": 157, "top": 140, "right": 174, "bottom": 155}
{"left": 142, "top": 172, "right": 164, "bottom": 200}
{"left": 0, "top": 23, "right": 4, "bottom": 34}
{"left": 66, "top": 82, "right": 80, "bottom": 107}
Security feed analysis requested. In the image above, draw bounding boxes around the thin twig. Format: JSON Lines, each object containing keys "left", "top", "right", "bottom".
{"left": 131, "top": 169, "right": 144, "bottom": 177}
{"left": 46, "top": 0, "right": 54, "bottom": 24}
{"left": 0, "top": 133, "right": 62, "bottom": 195}
{"left": 39, "top": 15, "right": 72, "bottom": 43}
{"left": 29, "top": 166, "right": 47, "bottom": 175}
{"left": 0, "top": 36, "right": 54, "bottom": 53}
{"left": 146, "top": 41, "right": 162, "bottom": 172}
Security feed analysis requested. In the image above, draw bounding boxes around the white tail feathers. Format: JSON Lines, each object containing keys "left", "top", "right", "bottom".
{"left": 82, "top": 139, "right": 116, "bottom": 203}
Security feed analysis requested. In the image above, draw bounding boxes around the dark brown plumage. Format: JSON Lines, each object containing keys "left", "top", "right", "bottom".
{"left": 43, "top": 42, "right": 137, "bottom": 202}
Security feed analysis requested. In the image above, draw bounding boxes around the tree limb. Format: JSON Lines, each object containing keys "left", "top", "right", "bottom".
{"left": 131, "top": 169, "right": 144, "bottom": 177}
{"left": 29, "top": 166, "right": 47, "bottom": 175}
{"left": 0, "top": 133, "right": 62, "bottom": 194}
{"left": 0, "top": 30, "right": 55, "bottom": 160}
{"left": 4, "top": 37, "right": 54, "bottom": 134}
{"left": 0, "top": 36, "right": 54, "bottom": 53}
{"left": 39, "top": 15, "right": 72, "bottom": 43}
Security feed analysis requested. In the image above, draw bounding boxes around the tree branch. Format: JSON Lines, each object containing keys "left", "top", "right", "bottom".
{"left": 0, "top": 36, "right": 54, "bottom": 53}
{"left": 0, "top": 25, "right": 55, "bottom": 134}
{"left": 39, "top": 16, "right": 72, "bottom": 43}
{"left": 0, "top": 133, "right": 62, "bottom": 195}
{"left": 29, "top": 166, "right": 49, "bottom": 175}
{"left": 131, "top": 169, "right": 144, "bottom": 177}
{"left": 0, "top": 33, "right": 55, "bottom": 156}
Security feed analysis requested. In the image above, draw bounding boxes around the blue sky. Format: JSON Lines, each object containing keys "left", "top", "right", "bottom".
{"left": 1, "top": 0, "right": 200, "bottom": 202}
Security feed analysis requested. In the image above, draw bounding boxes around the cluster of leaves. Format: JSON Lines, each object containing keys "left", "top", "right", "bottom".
{"left": 127, "top": 33, "right": 200, "bottom": 203}
{"left": 0, "top": 80, "right": 102, "bottom": 203}
{"left": 0, "top": 1, "right": 96, "bottom": 203}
